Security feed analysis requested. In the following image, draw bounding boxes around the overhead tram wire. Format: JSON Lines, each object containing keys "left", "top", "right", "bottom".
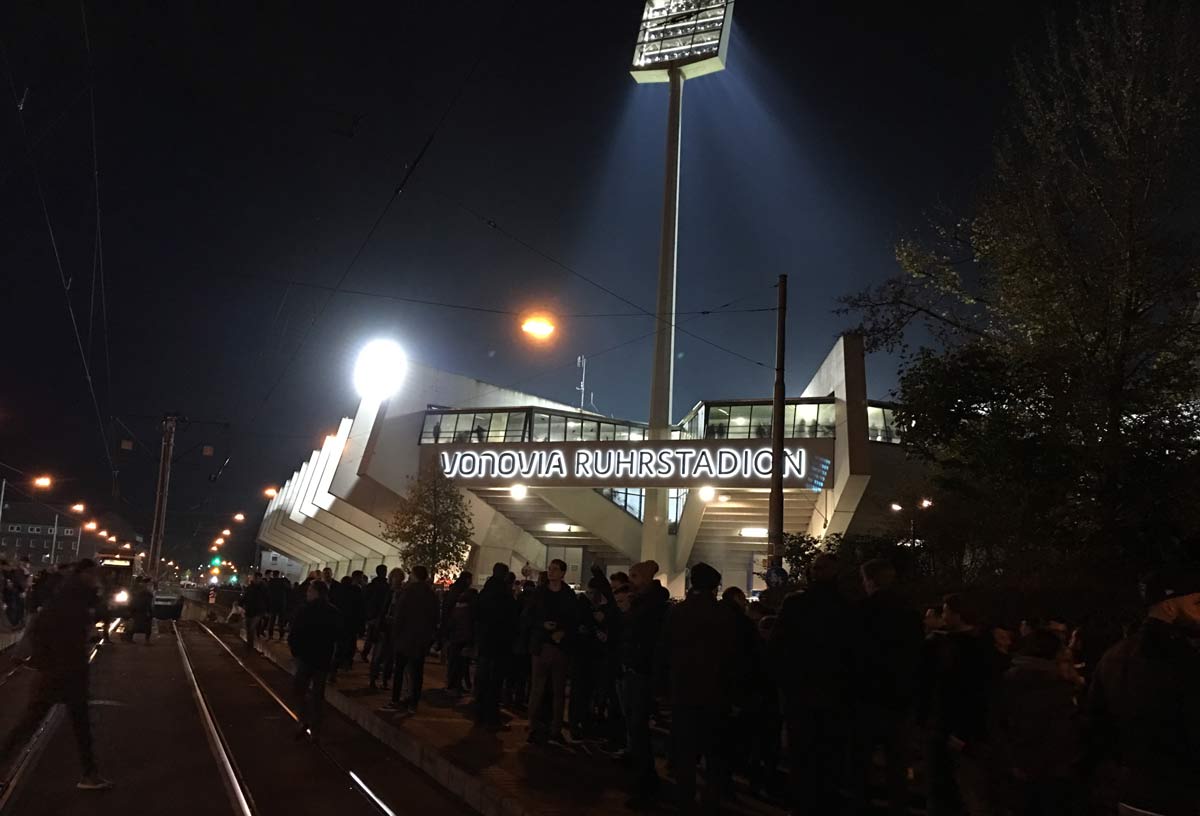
{"left": 457, "top": 203, "right": 771, "bottom": 370}
{"left": 81, "top": 1, "right": 114, "bottom": 423}
{"left": 219, "top": 271, "right": 776, "bottom": 319}
{"left": 197, "top": 2, "right": 518, "bottom": 543}
{"left": 0, "top": 37, "right": 119, "bottom": 496}
{"left": 456, "top": 284, "right": 778, "bottom": 410}
{"left": 242, "top": 31, "right": 497, "bottom": 432}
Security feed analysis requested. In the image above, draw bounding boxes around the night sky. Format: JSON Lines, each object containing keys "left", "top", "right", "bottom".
{"left": 0, "top": 1, "right": 1047, "bottom": 568}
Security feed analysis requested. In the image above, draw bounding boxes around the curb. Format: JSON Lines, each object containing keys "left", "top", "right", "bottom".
{"left": 0, "top": 630, "right": 22, "bottom": 653}
{"left": 251, "top": 635, "right": 535, "bottom": 816}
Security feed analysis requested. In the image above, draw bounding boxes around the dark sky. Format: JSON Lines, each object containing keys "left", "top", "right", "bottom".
{"left": 0, "top": 1, "right": 1048, "bottom": 568}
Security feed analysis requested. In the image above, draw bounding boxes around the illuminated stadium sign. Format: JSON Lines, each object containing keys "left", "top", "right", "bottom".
{"left": 429, "top": 440, "right": 826, "bottom": 489}
{"left": 631, "top": 0, "right": 734, "bottom": 83}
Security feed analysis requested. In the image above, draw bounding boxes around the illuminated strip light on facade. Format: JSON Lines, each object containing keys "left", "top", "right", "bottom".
{"left": 439, "top": 446, "right": 805, "bottom": 482}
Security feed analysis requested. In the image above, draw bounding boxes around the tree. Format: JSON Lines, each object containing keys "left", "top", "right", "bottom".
{"left": 840, "top": 0, "right": 1200, "bottom": 580}
{"left": 382, "top": 468, "right": 474, "bottom": 582}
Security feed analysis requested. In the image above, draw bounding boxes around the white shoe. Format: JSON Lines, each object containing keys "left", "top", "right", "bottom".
{"left": 77, "top": 774, "right": 113, "bottom": 791}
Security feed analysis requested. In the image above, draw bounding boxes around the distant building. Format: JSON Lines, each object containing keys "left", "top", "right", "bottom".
{"left": 0, "top": 502, "right": 143, "bottom": 569}
{"left": 0, "top": 502, "right": 86, "bottom": 567}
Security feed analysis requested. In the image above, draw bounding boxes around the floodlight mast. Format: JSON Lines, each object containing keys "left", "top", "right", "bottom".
{"left": 631, "top": 1, "right": 734, "bottom": 569}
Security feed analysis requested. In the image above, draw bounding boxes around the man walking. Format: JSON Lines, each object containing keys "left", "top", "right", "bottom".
{"left": 526, "top": 558, "right": 577, "bottom": 746}
{"left": 288, "top": 579, "right": 341, "bottom": 739}
{"left": 241, "top": 572, "right": 270, "bottom": 653}
{"left": 384, "top": 566, "right": 438, "bottom": 715}
{"left": 0, "top": 559, "right": 111, "bottom": 791}
{"left": 1088, "top": 570, "right": 1200, "bottom": 816}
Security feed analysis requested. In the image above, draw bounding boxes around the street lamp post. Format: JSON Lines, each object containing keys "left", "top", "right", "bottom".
{"left": 631, "top": 0, "right": 735, "bottom": 568}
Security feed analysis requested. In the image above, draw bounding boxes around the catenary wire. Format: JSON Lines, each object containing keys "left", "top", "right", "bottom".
{"left": 458, "top": 203, "right": 771, "bottom": 369}
{"left": 221, "top": 271, "right": 776, "bottom": 318}
{"left": 0, "top": 36, "right": 119, "bottom": 495}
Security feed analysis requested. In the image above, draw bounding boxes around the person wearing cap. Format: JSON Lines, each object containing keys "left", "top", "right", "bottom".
{"left": 656, "top": 561, "right": 740, "bottom": 813}
{"left": 1087, "top": 570, "right": 1200, "bottom": 816}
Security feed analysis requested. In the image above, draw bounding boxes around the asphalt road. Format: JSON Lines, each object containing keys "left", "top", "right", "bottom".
{"left": 4, "top": 622, "right": 228, "bottom": 816}
{"left": 1, "top": 620, "right": 469, "bottom": 816}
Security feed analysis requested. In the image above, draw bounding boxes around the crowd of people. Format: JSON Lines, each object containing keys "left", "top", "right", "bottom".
{"left": 258, "top": 555, "right": 1200, "bottom": 816}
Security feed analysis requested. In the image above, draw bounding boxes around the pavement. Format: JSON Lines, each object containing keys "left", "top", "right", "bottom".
{"left": 226, "top": 619, "right": 786, "bottom": 816}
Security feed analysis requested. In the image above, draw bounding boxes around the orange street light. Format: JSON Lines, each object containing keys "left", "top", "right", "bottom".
{"left": 264, "top": 487, "right": 278, "bottom": 498}
{"left": 33, "top": 476, "right": 52, "bottom": 489}
{"left": 97, "top": 529, "right": 108, "bottom": 537}
{"left": 121, "top": 542, "right": 131, "bottom": 550}
{"left": 84, "top": 521, "right": 98, "bottom": 531}
{"left": 221, "top": 529, "right": 231, "bottom": 536}
{"left": 210, "top": 545, "right": 219, "bottom": 552}
{"left": 107, "top": 535, "right": 117, "bottom": 542}
{"left": 520, "top": 314, "right": 556, "bottom": 342}
{"left": 70, "top": 503, "right": 85, "bottom": 513}
{"left": 214, "top": 537, "right": 225, "bottom": 545}
{"left": 233, "top": 513, "right": 245, "bottom": 522}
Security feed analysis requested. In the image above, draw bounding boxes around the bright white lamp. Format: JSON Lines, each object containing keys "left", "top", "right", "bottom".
{"left": 354, "top": 339, "right": 407, "bottom": 402}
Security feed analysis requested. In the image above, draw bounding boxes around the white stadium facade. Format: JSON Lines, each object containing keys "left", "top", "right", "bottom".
{"left": 255, "top": 334, "right": 916, "bottom": 595}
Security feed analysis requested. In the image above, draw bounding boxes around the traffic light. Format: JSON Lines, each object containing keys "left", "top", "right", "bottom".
{"left": 229, "top": 575, "right": 238, "bottom": 584}
{"left": 210, "top": 556, "right": 221, "bottom": 567}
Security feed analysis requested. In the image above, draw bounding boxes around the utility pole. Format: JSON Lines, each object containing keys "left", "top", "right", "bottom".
{"left": 49, "top": 512, "right": 59, "bottom": 565}
{"left": 767, "top": 274, "right": 788, "bottom": 567}
{"left": 577, "top": 355, "right": 588, "bottom": 411}
{"left": 148, "top": 413, "right": 181, "bottom": 581}
{"left": 0, "top": 478, "right": 6, "bottom": 533}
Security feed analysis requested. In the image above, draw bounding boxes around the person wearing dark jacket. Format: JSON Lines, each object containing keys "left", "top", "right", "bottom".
{"left": 1087, "top": 570, "right": 1200, "bottom": 816}
{"left": 620, "top": 559, "right": 670, "bottom": 807}
{"left": 993, "top": 629, "right": 1082, "bottom": 815}
{"left": 330, "top": 576, "right": 365, "bottom": 681}
{"left": 0, "top": 560, "right": 111, "bottom": 790}
{"left": 657, "top": 562, "right": 739, "bottom": 813}
{"left": 770, "top": 553, "right": 853, "bottom": 815}
{"left": 288, "top": 580, "right": 342, "bottom": 738}
{"left": 241, "top": 572, "right": 270, "bottom": 653}
{"left": 852, "top": 558, "right": 924, "bottom": 816}
{"left": 475, "top": 564, "right": 518, "bottom": 727}
{"left": 919, "top": 593, "right": 998, "bottom": 816}
{"left": 526, "top": 558, "right": 578, "bottom": 745}
{"left": 444, "top": 587, "right": 477, "bottom": 694}
{"left": 384, "top": 566, "right": 439, "bottom": 714}
{"left": 361, "top": 565, "right": 390, "bottom": 662}
{"left": 267, "top": 571, "right": 291, "bottom": 640}
{"left": 125, "top": 577, "right": 155, "bottom": 644}
{"left": 369, "top": 568, "right": 406, "bottom": 690}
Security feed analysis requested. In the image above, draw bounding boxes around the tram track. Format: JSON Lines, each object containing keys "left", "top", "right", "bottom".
{"left": 173, "top": 619, "right": 465, "bottom": 816}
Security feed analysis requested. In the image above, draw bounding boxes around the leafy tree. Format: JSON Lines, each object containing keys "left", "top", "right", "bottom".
{"left": 382, "top": 468, "right": 474, "bottom": 582}
{"left": 840, "top": 0, "right": 1200, "bottom": 580}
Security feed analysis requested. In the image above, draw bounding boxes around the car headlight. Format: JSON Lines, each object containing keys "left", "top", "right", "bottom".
{"left": 113, "top": 590, "right": 129, "bottom": 604}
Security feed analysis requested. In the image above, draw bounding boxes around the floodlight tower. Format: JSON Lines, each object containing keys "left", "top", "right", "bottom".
{"left": 631, "top": 0, "right": 734, "bottom": 567}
